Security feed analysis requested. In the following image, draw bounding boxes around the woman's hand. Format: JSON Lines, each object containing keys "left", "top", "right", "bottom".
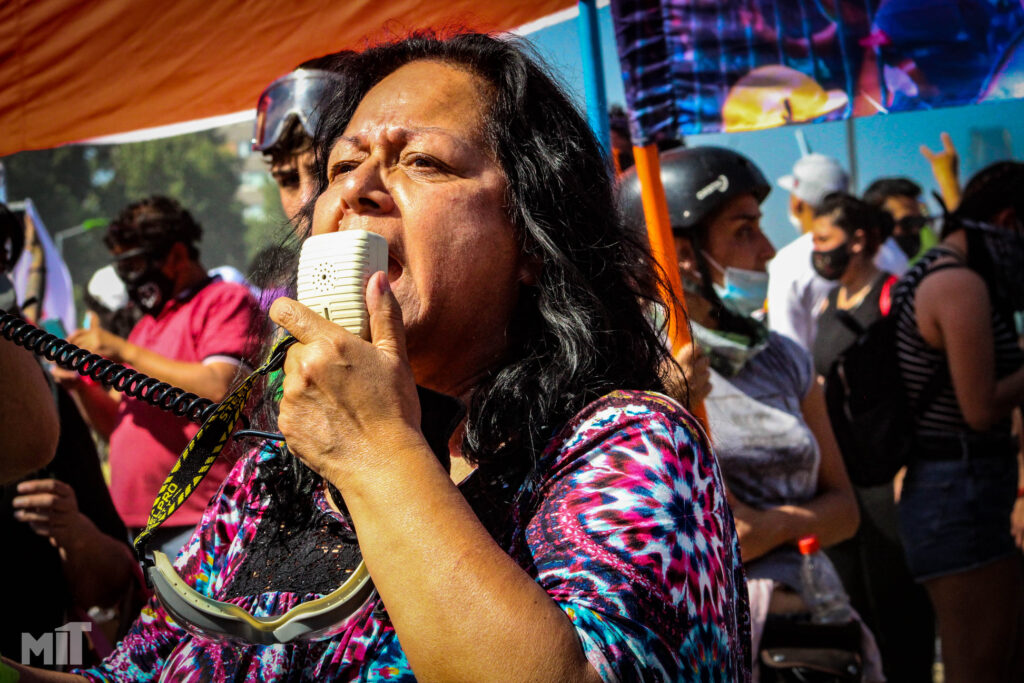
{"left": 920, "top": 132, "right": 961, "bottom": 211}
{"left": 676, "top": 342, "right": 712, "bottom": 404}
{"left": 12, "top": 478, "right": 84, "bottom": 549}
{"left": 269, "top": 271, "right": 423, "bottom": 490}
{"left": 664, "top": 342, "right": 712, "bottom": 407}
{"left": 726, "top": 490, "right": 790, "bottom": 562}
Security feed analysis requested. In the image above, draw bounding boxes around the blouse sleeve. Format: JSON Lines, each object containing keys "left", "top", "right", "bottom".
{"left": 519, "top": 392, "right": 751, "bottom": 682}
{"left": 73, "top": 451, "right": 264, "bottom": 682}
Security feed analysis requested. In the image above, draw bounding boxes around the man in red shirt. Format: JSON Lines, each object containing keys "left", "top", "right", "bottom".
{"left": 59, "top": 196, "right": 259, "bottom": 558}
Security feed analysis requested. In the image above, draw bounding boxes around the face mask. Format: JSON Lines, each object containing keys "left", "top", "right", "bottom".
{"left": 127, "top": 267, "right": 174, "bottom": 316}
{"left": 894, "top": 232, "right": 921, "bottom": 259}
{"left": 702, "top": 251, "right": 769, "bottom": 318}
{"left": 964, "top": 220, "right": 1024, "bottom": 313}
{"left": 811, "top": 242, "right": 851, "bottom": 281}
{"left": 115, "top": 249, "right": 174, "bottom": 316}
{"left": 788, "top": 212, "right": 803, "bottom": 234}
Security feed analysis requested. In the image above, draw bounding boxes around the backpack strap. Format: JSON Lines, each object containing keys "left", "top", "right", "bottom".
{"left": 879, "top": 275, "right": 898, "bottom": 317}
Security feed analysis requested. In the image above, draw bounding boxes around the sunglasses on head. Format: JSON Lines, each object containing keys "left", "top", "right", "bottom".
{"left": 893, "top": 215, "right": 933, "bottom": 233}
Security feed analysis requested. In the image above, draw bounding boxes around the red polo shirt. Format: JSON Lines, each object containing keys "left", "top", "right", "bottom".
{"left": 108, "top": 280, "right": 259, "bottom": 528}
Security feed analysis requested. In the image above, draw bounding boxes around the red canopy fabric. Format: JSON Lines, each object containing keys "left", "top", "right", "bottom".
{"left": 0, "top": 0, "right": 573, "bottom": 156}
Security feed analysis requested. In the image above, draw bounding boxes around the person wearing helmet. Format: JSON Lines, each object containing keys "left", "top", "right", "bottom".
{"left": 620, "top": 146, "right": 878, "bottom": 681}
{"left": 252, "top": 52, "right": 354, "bottom": 222}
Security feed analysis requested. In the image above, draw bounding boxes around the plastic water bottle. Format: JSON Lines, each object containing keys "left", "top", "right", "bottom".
{"left": 798, "top": 535, "right": 853, "bottom": 624}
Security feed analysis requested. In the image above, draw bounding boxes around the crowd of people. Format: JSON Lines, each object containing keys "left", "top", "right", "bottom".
{"left": 0, "top": 29, "right": 1022, "bottom": 683}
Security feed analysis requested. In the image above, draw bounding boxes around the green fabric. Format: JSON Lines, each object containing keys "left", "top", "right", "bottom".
{"left": 0, "top": 658, "right": 19, "bottom": 683}
{"left": 910, "top": 226, "right": 939, "bottom": 264}
{"left": 691, "top": 318, "right": 769, "bottom": 377}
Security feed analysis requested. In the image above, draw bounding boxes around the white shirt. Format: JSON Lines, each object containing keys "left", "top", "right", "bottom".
{"left": 767, "top": 233, "right": 911, "bottom": 350}
{"left": 767, "top": 233, "right": 834, "bottom": 350}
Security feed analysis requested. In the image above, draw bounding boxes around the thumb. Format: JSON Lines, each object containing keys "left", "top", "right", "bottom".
{"left": 86, "top": 311, "right": 100, "bottom": 331}
{"left": 366, "top": 271, "right": 408, "bottom": 361}
{"left": 919, "top": 144, "right": 935, "bottom": 161}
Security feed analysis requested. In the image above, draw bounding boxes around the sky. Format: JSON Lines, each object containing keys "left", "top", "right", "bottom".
{"left": 522, "top": 3, "right": 1024, "bottom": 250}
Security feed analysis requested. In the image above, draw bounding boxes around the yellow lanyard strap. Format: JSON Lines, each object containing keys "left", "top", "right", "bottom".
{"left": 133, "top": 335, "right": 296, "bottom": 557}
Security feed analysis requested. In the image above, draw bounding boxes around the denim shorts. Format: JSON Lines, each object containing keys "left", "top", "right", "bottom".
{"left": 898, "top": 451, "right": 1017, "bottom": 581}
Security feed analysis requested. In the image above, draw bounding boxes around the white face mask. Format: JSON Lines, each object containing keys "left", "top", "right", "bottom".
{"left": 702, "top": 251, "right": 769, "bottom": 318}
{"left": 788, "top": 211, "right": 803, "bottom": 234}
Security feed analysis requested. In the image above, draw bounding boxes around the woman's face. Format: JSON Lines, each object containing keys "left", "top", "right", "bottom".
{"left": 810, "top": 215, "right": 849, "bottom": 254}
{"left": 701, "top": 194, "right": 776, "bottom": 285}
{"left": 311, "top": 60, "right": 526, "bottom": 393}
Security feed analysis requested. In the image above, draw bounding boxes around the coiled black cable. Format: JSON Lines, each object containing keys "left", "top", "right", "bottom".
{"left": 0, "top": 308, "right": 217, "bottom": 425}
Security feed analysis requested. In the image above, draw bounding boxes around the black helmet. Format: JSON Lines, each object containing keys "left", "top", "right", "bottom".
{"left": 618, "top": 145, "right": 770, "bottom": 235}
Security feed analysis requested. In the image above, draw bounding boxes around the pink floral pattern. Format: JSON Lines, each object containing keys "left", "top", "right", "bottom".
{"left": 77, "top": 390, "right": 750, "bottom": 681}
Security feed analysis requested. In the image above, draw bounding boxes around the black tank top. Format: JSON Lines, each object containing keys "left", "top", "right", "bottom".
{"left": 893, "top": 246, "right": 1024, "bottom": 435}
{"left": 813, "top": 271, "right": 893, "bottom": 378}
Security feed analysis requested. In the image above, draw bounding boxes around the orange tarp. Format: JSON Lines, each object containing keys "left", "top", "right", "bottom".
{"left": 0, "top": 0, "right": 572, "bottom": 157}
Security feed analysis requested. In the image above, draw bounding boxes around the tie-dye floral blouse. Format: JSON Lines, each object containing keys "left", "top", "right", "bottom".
{"left": 77, "top": 390, "right": 750, "bottom": 682}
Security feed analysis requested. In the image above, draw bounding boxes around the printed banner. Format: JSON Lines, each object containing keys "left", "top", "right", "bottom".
{"left": 610, "top": 0, "right": 1024, "bottom": 144}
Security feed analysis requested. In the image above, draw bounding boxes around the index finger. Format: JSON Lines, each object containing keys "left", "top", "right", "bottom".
{"left": 269, "top": 297, "right": 355, "bottom": 345}
{"left": 16, "top": 479, "right": 63, "bottom": 495}
{"left": 12, "top": 492, "right": 58, "bottom": 509}
{"left": 941, "top": 131, "right": 955, "bottom": 152}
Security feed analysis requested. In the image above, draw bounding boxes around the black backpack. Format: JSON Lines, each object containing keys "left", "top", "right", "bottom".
{"left": 823, "top": 276, "right": 946, "bottom": 487}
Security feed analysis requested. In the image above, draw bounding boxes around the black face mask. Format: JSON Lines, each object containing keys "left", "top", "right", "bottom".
{"left": 894, "top": 231, "right": 921, "bottom": 258}
{"left": 965, "top": 221, "right": 1024, "bottom": 314}
{"left": 811, "top": 242, "right": 851, "bottom": 281}
{"left": 115, "top": 249, "right": 174, "bottom": 316}
{"left": 126, "top": 269, "right": 174, "bottom": 316}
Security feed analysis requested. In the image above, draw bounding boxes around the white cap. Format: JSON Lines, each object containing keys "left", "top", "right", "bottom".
{"left": 87, "top": 265, "right": 129, "bottom": 312}
{"left": 208, "top": 265, "right": 249, "bottom": 286}
{"left": 777, "top": 153, "right": 849, "bottom": 208}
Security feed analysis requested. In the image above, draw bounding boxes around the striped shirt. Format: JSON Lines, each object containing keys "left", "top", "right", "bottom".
{"left": 893, "top": 246, "right": 1023, "bottom": 434}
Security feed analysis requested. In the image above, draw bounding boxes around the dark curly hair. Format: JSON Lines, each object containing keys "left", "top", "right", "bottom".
{"left": 104, "top": 195, "right": 203, "bottom": 260}
{"left": 254, "top": 31, "right": 676, "bottom": 516}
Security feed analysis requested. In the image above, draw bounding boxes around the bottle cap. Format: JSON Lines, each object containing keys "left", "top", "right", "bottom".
{"left": 797, "top": 535, "right": 820, "bottom": 555}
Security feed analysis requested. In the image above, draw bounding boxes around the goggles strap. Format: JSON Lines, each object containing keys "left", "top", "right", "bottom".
{"left": 133, "top": 335, "right": 297, "bottom": 559}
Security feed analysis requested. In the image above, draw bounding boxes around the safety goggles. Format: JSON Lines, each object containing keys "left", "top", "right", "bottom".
{"left": 893, "top": 214, "right": 933, "bottom": 234}
{"left": 112, "top": 247, "right": 165, "bottom": 284}
{"left": 148, "top": 550, "right": 375, "bottom": 644}
{"left": 252, "top": 69, "right": 338, "bottom": 152}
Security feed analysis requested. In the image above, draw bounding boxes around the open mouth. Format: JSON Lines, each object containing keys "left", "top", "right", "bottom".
{"left": 388, "top": 254, "right": 403, "bottom": 283}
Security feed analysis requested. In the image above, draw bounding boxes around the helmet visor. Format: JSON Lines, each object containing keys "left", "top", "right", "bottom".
{"left": 252, "top": 69, "right": 337, "bottom": 152}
